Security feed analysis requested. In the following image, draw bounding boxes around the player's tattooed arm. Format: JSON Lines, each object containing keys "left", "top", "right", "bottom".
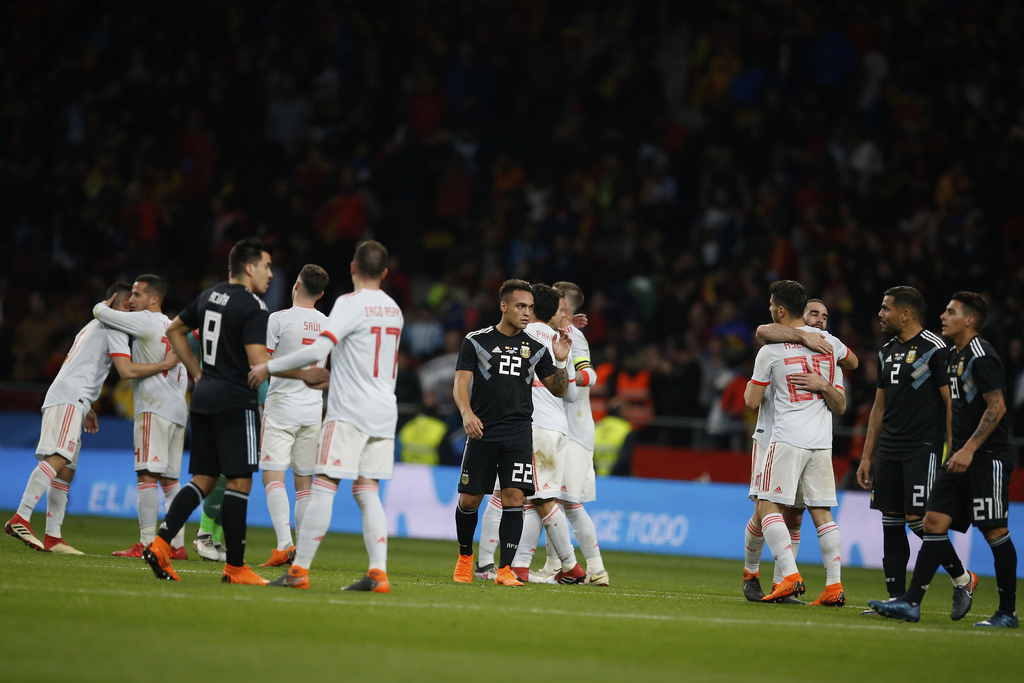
{"left": 947, "top": 389, "right": 1006, "bottom": 474}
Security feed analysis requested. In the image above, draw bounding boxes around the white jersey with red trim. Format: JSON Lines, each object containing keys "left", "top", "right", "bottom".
{"left": 264, "top": 305, "right": 329, "bottom": 426}
{"left": 93, "top": 305, "right": 188, "bottom": 425}
{"left": 42, "top": 319, "right": 128, "bottom": 413}
{"left": 750, "top": 326, "right": 847, "bottom": 449}
{"left": 752, "top": 383, "right": 775, "bottom": 451}
{"left": 320, "top": 288, "right": 404, "bottom": 437}
{"left": 526, "top": 322, "right": 571, "bottom": 435}
{"left": 564, "top": 325, "right": 594, "bottom": 447}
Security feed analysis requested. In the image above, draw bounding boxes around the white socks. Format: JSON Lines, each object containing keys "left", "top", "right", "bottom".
{"left": 512, "top": 504, "right": 541, "bottom": 569}
{"left": 816, "top": 521, "right": 842, "bottom": 584}
{"left": 478, "top": 494, "right": 502, "bottom": 566}
{"left": 294, "top": 478, "right": 337, "bottom": 569}
{"left": 541, "top": 505, "right": 577, "bottom": 570}
{"left": 138, "top": 482, "right": 160, "bottom": 546}
{"left": 295, "top": 489, "right": 311, "bottom": 538}
{"left": 762, "top": 513, "right": 797, "bottom": 577}
{"left": 265, "top": 481, "right": 293, "bottom": 550}
{"left": 744, "top": 516, "right": 764, "bottom": 574}
{"left": 564, "top": 503, "right": 603, "bottom": 573}
{"left": 353, "top": 483, "right": 388, "bottom": 572}
{"left": 45, "top": 479, "right": 70, "bottom": 538}
{"left": 17, "top": 461, "right": 56, "bottom": 520}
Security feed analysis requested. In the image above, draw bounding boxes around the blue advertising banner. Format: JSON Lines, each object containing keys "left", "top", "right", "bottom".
{"left": 2, "top": 447, "right": 1020, "bottom": 578}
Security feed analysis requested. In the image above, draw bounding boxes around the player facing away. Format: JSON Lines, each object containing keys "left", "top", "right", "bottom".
{"left": 253, "top": 241, "right": 401, "bottom": 593}
{"left": 452, "top": 279, "right": 572, "bottom": 587}
{"left": 6, "top": 283, "right": 176, "bottom": 554}
{"left": 743, "top": 298, "right": 858, "bottom": 603}
{"left": 743, "top": 280, "right": 849, "bottom": 606}
{"left": 94, "top": 274, "right": 190, "bottom": 560}
{"left": 256, "top": 264, "right": 330, "bottom": 568}
{"left": 856, "top": 286, "right": 977, "bottom": 620}
{"left": 143, "top": 237, "right": 278, "bottom": 585}
{"left": 510, "top": 284, "right": 587, "bottom": 584}
{"left": 869, "top": 292, "right": 1018, "bottom": 628}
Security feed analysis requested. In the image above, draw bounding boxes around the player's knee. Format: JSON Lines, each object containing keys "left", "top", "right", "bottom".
{"left": 921, "top": 512, "right": 951, "bottom": 534}
{"left": 980, "top": 525, "right": 1009, "bottom": 542}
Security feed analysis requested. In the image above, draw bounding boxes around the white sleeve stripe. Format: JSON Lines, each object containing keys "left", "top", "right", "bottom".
{"left": 970, "top": 337, "right": 985, "bottom": 357}
{"left": 921, "top": 330, "right": 945, "bottom": 347}
{"left": 465, "top": 326, "right": 493, "bottom": 339}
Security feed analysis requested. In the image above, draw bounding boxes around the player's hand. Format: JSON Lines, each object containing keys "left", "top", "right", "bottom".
{"left": 945, "top": 447, "right": 975, "bottom": 474}
{"left": 799, "top": 329, "right": 833, "bottom": 355}
{"left": 856, "top": 456, "right": 872, "bottom": 490}
{"left": 103, "top": 294, "right": 117, "bottom": 308}
{"left": 83, "top": 409, "right": 99, "bottom": 434}
{"left": 248, "top": 363, "right": 271, "bottom": 389}
{"left": 552, "top": 327, "right": 572, "bottom": 362}
{"left": 160, "top": 348, "right": 179, "bottom": 371}
{"left": 572, "top": 313, "right": 588, "bottom": 329}
{"left": 301, "top": 367, "right": 330, "bottom": 389}
{"left": 790, "top": 372, "right": 829, "bottom": 393}
{"left": 462, "top": 411, "right": 484, "bottom": 440}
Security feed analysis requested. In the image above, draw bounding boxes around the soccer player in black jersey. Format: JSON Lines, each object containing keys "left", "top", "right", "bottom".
{"left": 144, "top": 237, "right": 284, "bottom": 585}
{"left": 857, "top": 286, "right": 976, "bottom": 619}
{"left": 869, "top": 292, "right": 1017, "bottom": 628}
{"left": 452, "top": 279, "right": 571, "bottom": 586}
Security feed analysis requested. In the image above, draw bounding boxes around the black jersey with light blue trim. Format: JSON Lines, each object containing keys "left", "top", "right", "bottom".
{"left": 875, "top": 329, "right": 947, "bottom": 459}
{"left": 455, "top": 325, "right": 555, "bottom": 442}
{"left": 946, "top": 335, "right": 1011, "bottom": 458}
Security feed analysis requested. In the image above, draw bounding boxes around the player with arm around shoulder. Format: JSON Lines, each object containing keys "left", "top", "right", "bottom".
{"left": 250, "top": 241, "right": 400, "bottom": 593}
{"left": 743, "top": 280, "right": 849, "bottom": 606}
{"left": 742, "top": 297, "right": 857, "bottom": 602}
{"left": 256, "top": 264, "right": 330, "bottom": 568}
{"left": 5, "top": 283, "right": 174, "bottom": 554}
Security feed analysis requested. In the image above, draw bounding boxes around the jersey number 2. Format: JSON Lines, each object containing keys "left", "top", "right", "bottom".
{"left": 371, "top": 326, "right": 401, "bottom": 378}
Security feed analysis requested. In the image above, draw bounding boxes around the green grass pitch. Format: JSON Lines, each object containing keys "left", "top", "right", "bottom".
{"left": 1, "top": 511, "right": 1021, "bottom": 682}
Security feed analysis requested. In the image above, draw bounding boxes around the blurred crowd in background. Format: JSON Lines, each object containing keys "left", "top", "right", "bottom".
{"left": 2, "top": 0, "right": 1023, "bottom": 464}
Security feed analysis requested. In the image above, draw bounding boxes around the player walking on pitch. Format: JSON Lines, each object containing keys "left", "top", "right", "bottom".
{"left": 452, "top": 279, "right": 571, "bottom": 586}
{"left": 252, "top": 241, "right": 401, "bottom": 593}
{"left": 869, "top": 292, "right": 1017, "bottom": 627}
{"left": 856, "top": 286, "right": 976, "bottom": 619}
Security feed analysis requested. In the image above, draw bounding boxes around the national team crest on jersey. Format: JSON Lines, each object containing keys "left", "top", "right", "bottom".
{"left": 957, "top": 360, "right": 964, "bottom": 376}
{"left": 460, "top": 470, "right": 470, "bottom": 485}
{"left": 906, "top": 348, "right": 916, "bottom": 363}
{"left": 520, "top": 345, "right": 530, "bottom": 358}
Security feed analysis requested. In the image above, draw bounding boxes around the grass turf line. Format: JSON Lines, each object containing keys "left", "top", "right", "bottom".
{"left": 1, "top": 511, "right": 1021, "bottom": 681}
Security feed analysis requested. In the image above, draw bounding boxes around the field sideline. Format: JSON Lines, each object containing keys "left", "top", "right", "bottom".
{"left": 2, "top": 511, "right": 1021, "bottom": 682}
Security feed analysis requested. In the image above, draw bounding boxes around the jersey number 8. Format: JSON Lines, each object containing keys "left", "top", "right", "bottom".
{"left": 202, "top": 311, "right": 223, "bottom": 366}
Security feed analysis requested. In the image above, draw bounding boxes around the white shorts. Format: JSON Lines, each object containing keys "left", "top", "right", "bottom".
{"left": 561, "top": 439, "right": 596, "bottom": 503}
{"left": 36, "top": 404, "right": 84, "bottom": 470}
{"left": 530, "top": 425, "right": 567, "bottom": 501}
{"left": 755, "top": 441, "right": 835, "bottom": 508}
{"left": 315, "top": 420, "right": 394, "bottom": 481}
{"left": 134, "top": 412, "right": 185, "bottom": 478}
{"left": 259, "top": 414, "right": 320, "bottom": 476}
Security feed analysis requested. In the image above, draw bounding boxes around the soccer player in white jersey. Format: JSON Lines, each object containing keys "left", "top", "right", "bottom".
{"left": 742, "top": 298, "right": 858, "bottom": 603}
{"left": 743, "top": 281, "right": 850, "bottom": 606}
{"left": 94, "top": 274, "right": 190, "bottom": 559}
{"left": 5, "top": 282, "right": 176, "bottom": 554}
{"left": 509, "top": 283, "right": 587, "bottom": 584}
{"left": 251, "top": 241, "right": 402, "bottom": 593}
{"left": 256, "top": 264, "right": 330, "bottom": 567}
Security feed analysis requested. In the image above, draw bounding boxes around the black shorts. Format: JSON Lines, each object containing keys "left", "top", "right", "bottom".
{"left": 870, "top": 451, "right": 940, "bottom": 516}
{"left": 926, "top": 456, "right": 1013, "bottom": 530}
{"left": 457, "top": 431, "right": 535, "bottom": 496}
{"left": 189, "top": 408, "right": 260, "bottom": 479}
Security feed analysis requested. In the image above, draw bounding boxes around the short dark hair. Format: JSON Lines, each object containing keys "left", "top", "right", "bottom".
{"left": 499, "top": 279, "right": 531, "bottom": 303}
{"left": 106, "top": 281, "right": 132, "bottom": 299}
{"left": 884, "top": 286, "right": 925, "bottom": 320}
{"left": 769, "top": 280, "right": 807, "bottom": 319}
{"left": 806, "top": 298, "right": 823, "bottom": 306}
{"left": 135, "top": 274, "right": 167, "bottom": 302}
{"left": 553, "top": 281, "right": 584, "bottom": 314}
{"left": 353, "top": 240, "right": 388, "bottom": 279}
{"left": 532, "top": 283, "right": 561, "bottom": 323}
{"left": 951, "top": 291, "right": 987, "bottom": 329}
{"left": 229, "top": 237, "right": 271, "bottom": 277}
{"left": 298, "top": 264, "right": 329, "bottom": 296}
